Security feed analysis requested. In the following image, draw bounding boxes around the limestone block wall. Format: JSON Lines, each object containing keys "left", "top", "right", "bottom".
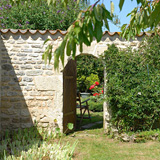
{"left": 76, "top": 32, "right": 144, "bottom": 57}
{"left": 0, "top": 29, "right": 65, "bottom": 133}
{"left": 0, "top": 29, "right": 146, "bottom": 133}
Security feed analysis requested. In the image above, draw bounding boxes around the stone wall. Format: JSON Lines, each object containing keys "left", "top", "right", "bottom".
{"left": 0, "top": 29, "right": 146, "bottom": 133}
{"left": 0, "top": 30, "right": 66, "bottom": 133}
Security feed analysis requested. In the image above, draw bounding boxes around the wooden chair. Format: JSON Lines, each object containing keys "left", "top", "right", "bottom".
{"left": 76, "top": 92, "right": 91, "bottom": 125}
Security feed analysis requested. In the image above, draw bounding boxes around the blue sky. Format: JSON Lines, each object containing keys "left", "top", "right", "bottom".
{"left": 90, "top": 0, "right": 138, "bottom": 32}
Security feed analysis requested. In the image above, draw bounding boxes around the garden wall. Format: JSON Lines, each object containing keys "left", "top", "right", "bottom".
{"left": 0, "top": 29, "right": 147, "bottom": 133}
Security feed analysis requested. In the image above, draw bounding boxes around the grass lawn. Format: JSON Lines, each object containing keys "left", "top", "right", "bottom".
{"left": 64, "top": 128, "right": 160, "bottom": 160}
{"left": 65, "top": 111, "right": 160, "bottom": 160}
{"left": 1, "top": 111, "right": 160, "bottom": 160}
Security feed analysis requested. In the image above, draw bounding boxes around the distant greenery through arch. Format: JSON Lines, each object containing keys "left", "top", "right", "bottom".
{"left": 76, "top": 54, "right": 104, "bottom": 93}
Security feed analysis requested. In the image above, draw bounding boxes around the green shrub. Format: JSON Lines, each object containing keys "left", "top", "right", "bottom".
{"left": 76, "top": 55, "right": 104, "bottom": 92}
{"left": 85, "top": 73, "right": 100, "bottom": 90}
{"left": 104, "top": 35, "right": 160, "bottom": 132}
{"left": 89, "top": 100, "right": 103, "bottom": 112}
{"left": 0, "top": 0, "right": 83, "bottom": 30}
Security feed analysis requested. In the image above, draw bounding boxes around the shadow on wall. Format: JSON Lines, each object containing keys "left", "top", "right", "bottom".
{"left": 0, "top": 34, "right": 42, "bottom": 158}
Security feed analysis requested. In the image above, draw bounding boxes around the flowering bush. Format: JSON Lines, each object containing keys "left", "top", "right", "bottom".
{"left": 85, "top": 74, "right": 100, "bottom": 91}
{"left": 76, "top": 55, "right": 104, "bottom": 92}
{"left": 89, "top": 81, "right": 103, "bottom": 98}
{"left": 104, "top": 37, "right": 160, "bottom": 132}
{"left": 0, "top": 0, "right": 83, "bottom": 29}
{"left": 95, "top": 81, "right": 99, "bottom": 86}
{"left": 88, "top": 81, "right": 104, "bottom": 112}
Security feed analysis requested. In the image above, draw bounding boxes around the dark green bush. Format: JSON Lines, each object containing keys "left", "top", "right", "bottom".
{"left": 89, "top": 100, "right": 103, "bottom": 112}
{"left": 76, "top": 55, "right": 104, "bottom": 92}
{"left": 0, "top": 0, "right": 82, "bottom": 30}
{"left": 104, "top": 35, "right": 160, "bottom": 132}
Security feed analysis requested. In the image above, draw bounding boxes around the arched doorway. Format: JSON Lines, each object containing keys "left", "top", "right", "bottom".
{"left": 76, "top": 54, "right": 104, "bottom": 129}
{"left": 62, "top": 54, "right": 106, "bottom": 132}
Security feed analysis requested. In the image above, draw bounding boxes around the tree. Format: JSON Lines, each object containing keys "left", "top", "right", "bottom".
{"left": 9, "top": 0, "right": 160, "bottom": 69}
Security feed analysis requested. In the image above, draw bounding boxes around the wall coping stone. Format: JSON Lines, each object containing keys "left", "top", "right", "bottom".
{"left": 0, "top": 29, "right": 156, "bottom": 37}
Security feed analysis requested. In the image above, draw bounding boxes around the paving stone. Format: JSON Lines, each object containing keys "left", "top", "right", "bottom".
{"left": 81, "top": 121, "right": 103, "bottom": 129}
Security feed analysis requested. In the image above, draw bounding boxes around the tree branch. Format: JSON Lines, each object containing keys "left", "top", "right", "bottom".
{"left": 90, "top": 0, "right": 100, "bottom": 10}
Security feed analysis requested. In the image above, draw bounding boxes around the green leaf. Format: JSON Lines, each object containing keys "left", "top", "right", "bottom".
{"left": 54, "top": 49, "right": 60, "bottom": 69}
{"left": 88, "top": 19, "right": 94, "bottom": 37}
{"left": 154, "top": 13, "right": 160, "bottom": 26}
{"left": 139, "top": 13, "right": 143, "bottom": 25}
{"left": 136, "top": 0, "right": 143, "bottom": 4}
{"left": 55, "top": 127, "right": 60, "bottom": 133}
{"left": 150, "top": 2, "right": 160, "bottom": 26}
{"left": 77, "top": 12, "right": 82, "bottom": 19}
{"left": 47, "top": 0, "right": 51, "bottom": 5}
{"left": 110, "top": 1, "right": 114, "bottom": 15}
{"left": 43, "top": 38, "right": 51, "bottom": 45}
{"left": 93, "top": 6, "right": 100, "bottom": 21}
{"left": 101, "top": 3, "right": 112, "bottom": 20}
{"left": 48, "top": 44, "right": 52, "bottom": 63}
{"left": 64, "top": 0, "right": 67, "bottom": 8}
{"left": 103, "top": 8, "right": 112, "bottom": 20}
{"left": 97, "top": 4, "right": 103, "bottom": 21}
{"left": 121, "top": 24, "right": 127, "bottom": 30}
{"left": 47, "top": 0, "right": 56, "bottom": 6}
{"left": 67, "top": 123, "right": 74, "bottom": 130}
{"left": 144, "top": 10, "right": 148, "bottom": 24}
{"left": 59, "top": 38, "right": 67, "bottom": 66}
{"left": 82, "top": 32, "right": 90, "bottom": 46}
{"left": 42, "top": 45, "right": 50, "bottom": 64}
{"left": 119, "top": 0, "right": 125, "bottom": 11}
{"left": 104, "top": 19, "right": 109, "bottom": 30}
{"left": 71, "top": 40, "right": 76, "bottom": 59}
{"left": 94, "top": 21, "right": 103, "bottom": 42}
{"left": 66, "top": 41, "right": 71, "bottom": 56}
{"left": 74, "top": 26, "right": 81, "bottom": 35}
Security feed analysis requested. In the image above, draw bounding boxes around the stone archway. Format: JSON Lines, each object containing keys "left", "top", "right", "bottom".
{"left": 75, "top": 53, "right": 105, "bottom": 129}
{"left": 0, "top": 29, "right": 143, "bottom": 133}
{"left": 70, "top": 35, "right": 143, "bottom": 131}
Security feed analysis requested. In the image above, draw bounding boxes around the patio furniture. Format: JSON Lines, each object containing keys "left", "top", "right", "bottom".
{"left": 76, "top": 92, "right": 91, "bottom": 125}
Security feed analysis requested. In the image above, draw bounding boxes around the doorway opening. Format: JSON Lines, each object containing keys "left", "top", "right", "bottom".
{"left": 75, "top": 54, "right": 104, "bottom": 130}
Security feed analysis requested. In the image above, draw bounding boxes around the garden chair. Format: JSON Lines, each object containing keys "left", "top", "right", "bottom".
{"left": 76, "top": 92, "right": 91, "bottom": 125}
